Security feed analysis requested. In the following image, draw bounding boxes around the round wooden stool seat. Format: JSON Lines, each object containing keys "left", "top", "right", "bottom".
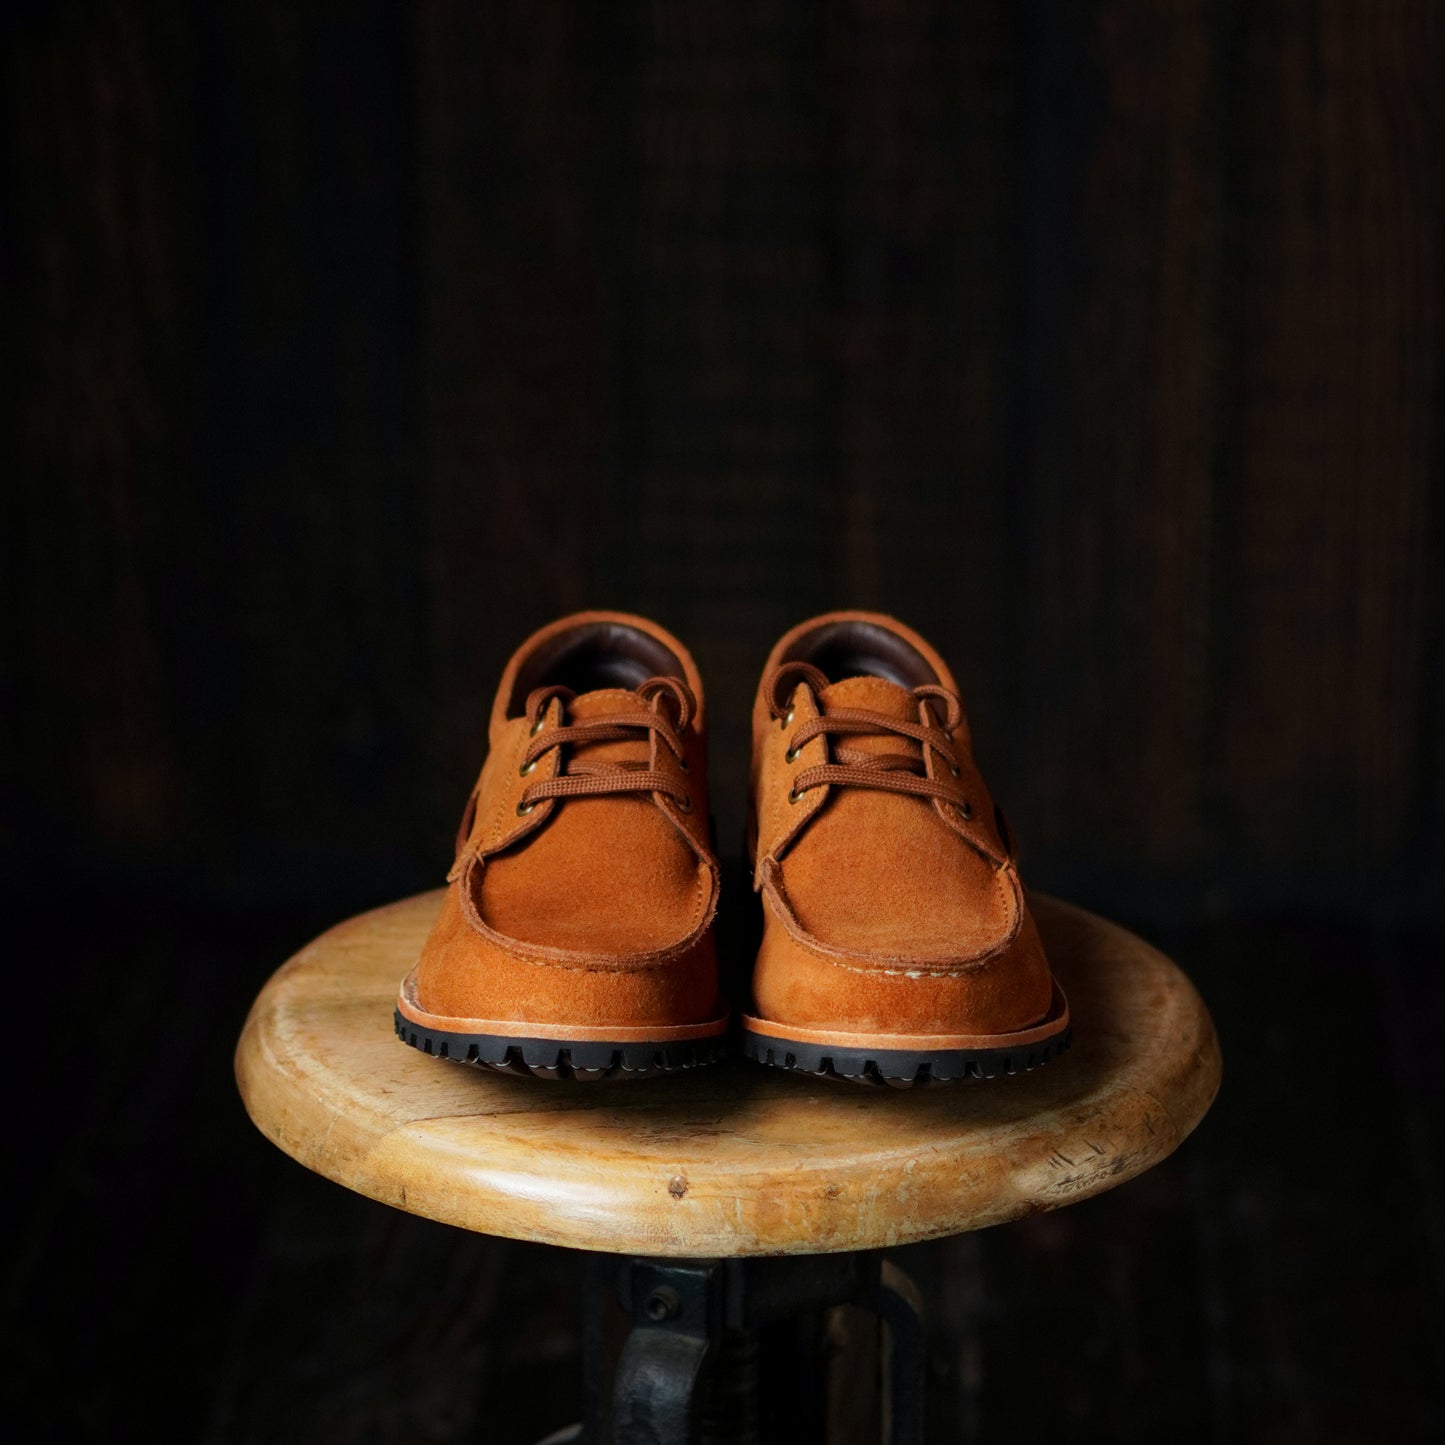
{"left": 236, "top": 892, "right": 1219, "bottom": 1257}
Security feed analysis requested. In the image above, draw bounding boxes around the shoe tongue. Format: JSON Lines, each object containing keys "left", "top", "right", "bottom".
{"left": 817, "top": 675, "right": 920, "bottom": 762}
{"left": 566, "top": 687, "right": 640, "bottom": 719}
{"left": 819, "top": 674, "right": 915, "bottom": 718}
{"left": 561, "top": 687, "right": 652, "bottom": 768}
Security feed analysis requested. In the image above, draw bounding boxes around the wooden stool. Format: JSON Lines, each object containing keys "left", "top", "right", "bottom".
{"left": 236, "top": 892, "right": 1219, "bottom": 1443}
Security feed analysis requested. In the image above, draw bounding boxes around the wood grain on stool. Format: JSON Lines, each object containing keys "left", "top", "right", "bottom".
{"left": 235, "top": 892, "right": 1220, "bottom": 1256}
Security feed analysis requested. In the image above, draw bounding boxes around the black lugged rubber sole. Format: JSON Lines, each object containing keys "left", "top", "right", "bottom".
{"left": 740, "top": 1025, "right": 1072, "bottom": 1088}
{"left": 393, "top": 1010, "right": 728, "bottom": 1081}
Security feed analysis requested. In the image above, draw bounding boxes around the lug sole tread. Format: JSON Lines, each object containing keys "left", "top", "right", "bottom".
{"left": 740, "top": 1026, "right": 1072, "bottom": 1088}
{"left": 393, "top": 1010, "right": 727, "bottom": 1081}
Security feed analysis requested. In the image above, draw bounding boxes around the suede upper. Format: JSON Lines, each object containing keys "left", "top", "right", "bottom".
{"left": 748, "top": 611, "right": 1059, "bottom": 1038}
{"left": 411, "top": 612, "right": 722, "bottom": 1030}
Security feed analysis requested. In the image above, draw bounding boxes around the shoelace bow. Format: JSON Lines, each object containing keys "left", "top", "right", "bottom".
{"left": 516, "top": 675, "right": 694, "bottom": 815}
{"left": 766, "top": 661, "right": 973, "bottom": 818}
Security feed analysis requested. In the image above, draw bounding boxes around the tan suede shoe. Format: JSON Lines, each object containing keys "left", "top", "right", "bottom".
{"left": 742, "top": 611, "right": 1070, "bottom": 1086}
{"left": 396, "top": 612, "right": 729, "bottom": 1079}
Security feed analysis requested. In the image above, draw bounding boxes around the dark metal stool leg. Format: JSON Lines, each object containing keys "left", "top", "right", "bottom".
{"left": 607, "top": 1261, "right": 721, "bottom": 1445}
{"left": 857, "top": 1260, "right": 926, "bottom": 1445}
{"left": 579, "top": 1252, "right": 926, "bottom": 1445}
{"left": 696, "top": 1326, "right": 761, "bottom": 1444}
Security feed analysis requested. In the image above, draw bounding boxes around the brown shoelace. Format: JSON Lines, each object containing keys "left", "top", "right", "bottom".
{"left": 517, "top": 675, "right": 694, "bottom": 814}
{"left": 766, "top": 661, "right": 973, "bottom": 817}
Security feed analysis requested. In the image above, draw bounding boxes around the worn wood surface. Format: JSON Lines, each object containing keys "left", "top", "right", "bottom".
{"left": 5, "top": 0, "right": 1444, "bottom": 1436}
{"left": 6, "top": 898, "right": 1440, "bottom": 1441}
{"left": 235, "top": 891, "right": 1219, "bottom": 1255}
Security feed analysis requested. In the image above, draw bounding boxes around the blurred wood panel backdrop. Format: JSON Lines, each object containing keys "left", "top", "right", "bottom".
{"left": 4, "top": 0, "right": 1442, "bottom": 925}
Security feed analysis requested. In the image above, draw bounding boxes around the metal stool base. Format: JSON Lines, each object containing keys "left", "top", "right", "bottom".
{"left": 560, "top": 1251, "right": 924, "bottom": 1445}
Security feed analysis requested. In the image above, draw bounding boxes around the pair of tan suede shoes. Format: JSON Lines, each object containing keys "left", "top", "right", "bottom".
{"left": 395, "top": 610, "right": 1070, "bottom": 1086}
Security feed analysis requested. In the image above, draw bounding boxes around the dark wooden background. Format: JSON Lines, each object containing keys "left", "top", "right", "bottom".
{"left": 3, "top": 2, "right": 1443, "bottom": 1442}
{"left": 5, "top": 0, "right": 1442, "bottom": 925}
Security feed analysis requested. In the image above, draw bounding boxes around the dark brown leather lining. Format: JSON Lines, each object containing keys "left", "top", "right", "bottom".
{"left": 781, "top": 620, "right": 938, "bottom": 688}
{"left": 508, "top": 622, "right": 684, "bottom": 713}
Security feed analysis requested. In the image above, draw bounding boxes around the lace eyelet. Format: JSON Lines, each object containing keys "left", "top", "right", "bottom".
{"left": 788, "top": 785, "right": 803, "bottom": 805}
{"left": 956, "top": 800, "right": 973, "bottom": 819}
{"left": 785, "top": 746, "right": 799, "bottom": 764}
{"left": 778, "top": 707, "right": 794, "bottom": 730}
{"left": 519, "top": 759, "right": 536, "bottom": 777}
{"left": 676, "top": 794, "right": 692, "bottom": 814}
{"left": 530, "top": 716, "right": 546, "bottom": 736}
{"left": 949, "top": 763, "right": 960, "bottom": 777}
{"left": 516, "top": 800, "right": 536, "bottom": 816}
{"left": 678, "top": 758, "right": 689, "bottom": 773}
